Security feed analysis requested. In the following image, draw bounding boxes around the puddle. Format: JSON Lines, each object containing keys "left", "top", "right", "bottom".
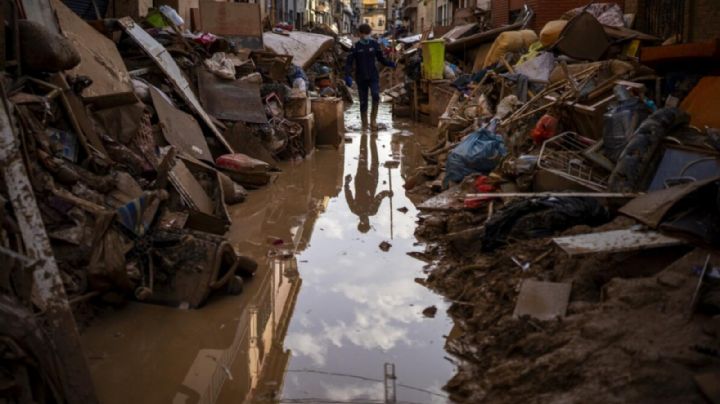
{"left": 80, "top": 100, "right": 455, "bottom": 403}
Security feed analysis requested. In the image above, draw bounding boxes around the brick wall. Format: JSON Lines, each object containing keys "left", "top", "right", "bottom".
{"left": 491, "top": 0, "right": 624, "bottom": 33}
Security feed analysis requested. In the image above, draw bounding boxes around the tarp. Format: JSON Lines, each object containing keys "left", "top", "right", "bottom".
{"left": 262, "top": 31, "right": 334, "bottom": 69}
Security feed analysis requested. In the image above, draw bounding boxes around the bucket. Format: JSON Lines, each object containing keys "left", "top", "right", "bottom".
{"left": 421, "top": 39, "right": 445, "bottom": 80}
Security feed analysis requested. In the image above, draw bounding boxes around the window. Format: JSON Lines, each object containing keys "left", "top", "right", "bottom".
{"left": 379, "top": 18, "right": 384, "bottom": 26}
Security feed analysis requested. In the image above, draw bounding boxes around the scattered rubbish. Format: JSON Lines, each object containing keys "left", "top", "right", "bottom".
{"left": 397, "top": 207, "right": 409, "bottom": 213}
{"left": 379, "top": 241, "right": 392, "bottom": 252}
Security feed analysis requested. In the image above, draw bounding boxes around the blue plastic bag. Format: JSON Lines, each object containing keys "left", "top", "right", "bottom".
{"left": 444, "top": 120, "right": 507, "bottom": 187}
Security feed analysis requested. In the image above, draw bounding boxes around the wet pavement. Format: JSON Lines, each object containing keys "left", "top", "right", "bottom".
{"left": 80, "top": 99, "right": 454, "bottom": 403}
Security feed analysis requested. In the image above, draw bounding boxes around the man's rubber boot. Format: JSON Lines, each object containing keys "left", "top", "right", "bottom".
{"left": 370, "top": 103, "right": 379, "bottom": 132}
{"left": 361, "top": 110, "right": 368, "bottom": 130}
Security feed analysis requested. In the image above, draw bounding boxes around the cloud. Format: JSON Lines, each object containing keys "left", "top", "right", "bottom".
{"left": 285, "top": 332, "right": 327, "bottom": 366}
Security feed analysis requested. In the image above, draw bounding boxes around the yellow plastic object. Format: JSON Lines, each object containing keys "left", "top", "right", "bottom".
{"left": 421, "top": 40, "right": 446, "bottom": 80}
{"left": 539, "top": 20, "right": 567, "bottom": 47}
{"left": 483, "top": 30, "right": 538, "bottom": 68}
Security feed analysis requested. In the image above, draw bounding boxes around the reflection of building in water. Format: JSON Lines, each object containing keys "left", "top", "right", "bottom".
{"left": 391, "top": 131, "right": 423, "bottom": 182}
{"left": 173, "top": 149, "right": 344, "bottom": 404}
{"left": 173, "top": 256, "right": 301, "bottom": 404}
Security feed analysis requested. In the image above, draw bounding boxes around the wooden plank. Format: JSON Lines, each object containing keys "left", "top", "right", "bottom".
{"left": 199, "top": 0, "right": 261, "bottom": 38}
{"left": 553, "top": 229, "right": 686, "bottom": 256}
{"left": 513, "top": 280, "right": 572, "bottom": 321}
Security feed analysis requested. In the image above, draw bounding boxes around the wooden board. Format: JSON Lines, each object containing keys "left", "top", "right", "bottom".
{"left": 149, "top": 86, "right": 212, "bottom": 163}
{"left": 553, "top": 229, "right": 686, "bottom": 256}
{"left": 52, "top": 0, "right": 134, "bottom": 100}
{"left": 198, "top": 1, "right": 261, "bottom": 38}
{"left": 513, "top": 280, "right": 572, "bottom": 321}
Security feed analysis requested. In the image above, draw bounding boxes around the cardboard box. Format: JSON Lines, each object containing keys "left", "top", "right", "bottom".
{"left": 289, "top": 113, "right": 315, "bottom": 156}
{"left": 198, "top": 1, "right": 262, "bottom": 48}
{"left": 285, "top": 94, "right": 311, "bottom": 118}
{"left": 311, "top": 97, "right": 343, "bottom": 147}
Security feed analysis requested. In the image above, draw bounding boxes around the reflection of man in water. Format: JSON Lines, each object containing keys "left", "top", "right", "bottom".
{"left": 344, "top": 134, "right": 393, "bottom": 233}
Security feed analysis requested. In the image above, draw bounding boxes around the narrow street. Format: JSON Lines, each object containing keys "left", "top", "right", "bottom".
{"left": 80, "top": 100, "right": 455, "bottom": 403}
{"left": 3, "top": 1, "right": 720, "bottom": 403}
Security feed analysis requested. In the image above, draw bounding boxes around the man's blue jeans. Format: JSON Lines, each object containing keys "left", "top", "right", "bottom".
{"left": 357, "top": 78, "right": 380, "bottom": 113}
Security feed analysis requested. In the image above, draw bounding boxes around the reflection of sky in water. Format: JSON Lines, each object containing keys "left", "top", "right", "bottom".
{"left": 282, "top": 104, "right": 454, "bottom": 403}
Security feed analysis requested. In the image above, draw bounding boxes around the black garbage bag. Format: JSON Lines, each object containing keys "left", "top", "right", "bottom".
{"left": 481, "top": 197, "right": 610, "bottom": 251}
{"left": 608, "top": 108, "right": 689, "bottom": 192}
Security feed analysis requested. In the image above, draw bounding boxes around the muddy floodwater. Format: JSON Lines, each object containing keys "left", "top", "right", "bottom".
{"left": 81, "top": 100, "right": 455, "bottom": 403}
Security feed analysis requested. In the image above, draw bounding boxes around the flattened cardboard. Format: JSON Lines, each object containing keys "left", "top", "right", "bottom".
{"left": 199, "top": 1, "right": 262, "bottom": 48}
{"left": 198, "top": 1, "right": 261, "bottom": 36}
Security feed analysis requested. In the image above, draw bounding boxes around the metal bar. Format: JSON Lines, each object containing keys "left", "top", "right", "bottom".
{"left": 0, "top": 85, "right": 98, "bottom": 402}
{"left": 465, "top": 192, "right": 638, "bottom": 199}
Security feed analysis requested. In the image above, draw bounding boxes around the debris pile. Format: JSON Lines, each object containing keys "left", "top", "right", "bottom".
{"left": 400, "top": 3, "right": 720, "bottom": 402}
{"left": 1, "top": 0, "right": 355, "bottom": 398}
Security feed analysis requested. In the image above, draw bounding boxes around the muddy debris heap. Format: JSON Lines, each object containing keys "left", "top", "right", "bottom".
{"left": 0, "top": 0, "right": 353, "bottom": 401}
{"left": 387, "top": 2, "right": 720, "bottom": 403}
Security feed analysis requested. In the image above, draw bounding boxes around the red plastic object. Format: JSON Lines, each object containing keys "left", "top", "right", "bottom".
{"left": 531, "top": 114, "right": 559, "bottom": 144}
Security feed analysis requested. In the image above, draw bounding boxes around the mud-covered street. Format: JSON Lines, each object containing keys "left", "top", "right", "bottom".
{"left": 80, "top": 101, "right": 455, "bottom": 403}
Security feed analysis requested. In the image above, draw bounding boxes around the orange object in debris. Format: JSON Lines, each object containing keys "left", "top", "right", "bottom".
{"left": 315, "top": 77, "right": 332, "bottom": 88}
{"left": 531, "top": 114, "right": 559, "bottom": 144}
{"left": 680, "top": 76, "right": 720, "bottom": 130}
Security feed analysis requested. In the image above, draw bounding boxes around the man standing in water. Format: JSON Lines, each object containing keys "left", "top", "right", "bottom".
{"left": 345, "top": 23, "right": 396, "bottom": 130}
